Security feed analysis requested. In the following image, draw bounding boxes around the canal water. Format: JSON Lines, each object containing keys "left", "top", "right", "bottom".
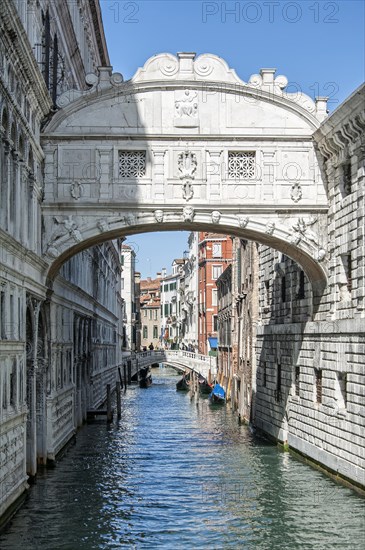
{"left": 1, "top": 366, "right": 364, "bottom": 549}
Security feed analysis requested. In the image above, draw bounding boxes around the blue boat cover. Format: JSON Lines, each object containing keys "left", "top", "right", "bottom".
{"left": 211, "top": 383, "right": 225, "bottom": 399}
{"left": 208, "top": 337, "right": 218, "bottom": 349}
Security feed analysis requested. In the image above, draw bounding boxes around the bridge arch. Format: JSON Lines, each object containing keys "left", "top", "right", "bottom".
{"left": 41, "top": 52, "right": 330, "bottom": 300}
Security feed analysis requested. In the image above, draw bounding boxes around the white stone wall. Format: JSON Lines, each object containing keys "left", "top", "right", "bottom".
{"left": 0, "top": 0, "right": 122, "bottom": 522}
{"left": 254, "top": 86, "right": 365, "bottom": 488}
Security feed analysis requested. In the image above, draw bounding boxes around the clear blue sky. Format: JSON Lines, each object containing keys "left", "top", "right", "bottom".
{"left": 100, "top": 0, "right": 364, "bottom": 277}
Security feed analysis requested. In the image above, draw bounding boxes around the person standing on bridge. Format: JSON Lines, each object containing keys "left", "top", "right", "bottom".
{"left": 149, "top": 343, "right": 154, "bottom": 351}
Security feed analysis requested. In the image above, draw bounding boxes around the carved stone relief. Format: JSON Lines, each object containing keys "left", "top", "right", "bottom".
{"left": 182, "top": 206, "right": 195, "bottom": 222}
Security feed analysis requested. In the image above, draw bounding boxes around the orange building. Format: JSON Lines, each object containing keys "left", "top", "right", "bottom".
{"left": 198, "top": 233, "right": 233, "bottom": 355}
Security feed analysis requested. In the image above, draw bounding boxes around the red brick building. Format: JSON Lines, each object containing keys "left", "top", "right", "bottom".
{"left": 198, "top": 233, "right": 233, "bottom": 354}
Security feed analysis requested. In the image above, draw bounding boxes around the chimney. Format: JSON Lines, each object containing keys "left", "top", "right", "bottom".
{"left": 161, "top": 267, "right": 167, "bottom": 278}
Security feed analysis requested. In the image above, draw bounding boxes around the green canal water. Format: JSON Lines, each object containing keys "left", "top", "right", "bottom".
{"left": 1, "top": 366, "right": 364, "bottom": 549}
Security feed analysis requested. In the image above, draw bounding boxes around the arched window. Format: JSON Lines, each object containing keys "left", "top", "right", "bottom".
{"left": 1, "top": 106, "right": 9, "bottom": 137}
{"left": 42, "top": 9, "right": 51, "bottom": 90}
{"left": 28, "top": 147, "right": 34, "bottom": 174}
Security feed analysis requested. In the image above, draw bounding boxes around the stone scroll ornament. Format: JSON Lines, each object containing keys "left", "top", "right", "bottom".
{"left": 46, "top": 215, "right": 82, "bottom": 258}
{"left": 70, "top": 181, "right": 83, "bottom": 200}
{"left": 265, "top": 221, "right": 275, "bottom": 235}
{"left": 178, "top": 150, "right": 197, "bottom": 201}
{"left": 291, "top": 182, "right": 302, "bottom": 203}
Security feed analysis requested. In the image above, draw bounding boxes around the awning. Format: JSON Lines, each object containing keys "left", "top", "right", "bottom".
{"left": 208, "top": 337, "right": 218, "bottom": 349}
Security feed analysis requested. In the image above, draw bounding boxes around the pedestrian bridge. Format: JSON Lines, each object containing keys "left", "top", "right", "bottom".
{"left": 42, "top": 52, "right": 330, "bottom": 297}
{"left": 126, "top": 350, "right": 216, "bottom": 381}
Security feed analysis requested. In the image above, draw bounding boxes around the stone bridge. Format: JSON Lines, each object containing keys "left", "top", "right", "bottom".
{"left": 126, "top": 350, "right": 216, "bottom": 381}
{"left": 41, "top": 52, "right": 330, "bottom": 300}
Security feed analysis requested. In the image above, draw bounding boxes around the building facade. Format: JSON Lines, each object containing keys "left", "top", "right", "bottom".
{"left": 140, "top": 275, "right": 161, "bottom": 349}
{"left": 0, "top": 0, "right": 123, "bottom": 522}
{"left": 180, "top": 232, "right": 199, "bottom": 352}
{"left": 160, "top": 260, "right": 184, "bottom": 348}
{"left": 198, "top": 233, "right": 233, "bottom": 355}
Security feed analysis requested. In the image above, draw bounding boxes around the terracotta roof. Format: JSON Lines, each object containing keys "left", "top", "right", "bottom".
{"left": 140, "top": 277, "right": 161, "bottom": 290}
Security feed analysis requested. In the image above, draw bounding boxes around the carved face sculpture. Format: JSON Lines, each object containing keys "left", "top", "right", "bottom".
{"left": 238, "top": 216, "right": 249, "bottom": 229}
{"left": 125, "top": 213, "right": 135, "bottom": 226}
{"left": 154, "top": 210, "right": 164, "bottom": 223}
{"left": 183, "top": 206, "right": 194, "bottom": 222}
{"left": 211, "top": 210, "right": 221, "bottom": 224}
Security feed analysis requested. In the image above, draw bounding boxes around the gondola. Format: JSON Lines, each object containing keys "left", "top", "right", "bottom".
{"left": 209, "top": 383, "right": 226, "bottom": 404}
{"left": 139, "top": 374, "right": 152, "bottom": 388}
{"left": 176, "top": 374, "right": 190, "bottom": 391}
{"left": 198, "top": 376, "right": 213, "bottom": 395}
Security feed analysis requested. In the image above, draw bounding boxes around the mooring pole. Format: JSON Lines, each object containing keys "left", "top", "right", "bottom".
{"left": 106, "top": 384, "right": 112, "bottom": 423}
{"left": 118, "top": 366, "right": 124, "bottom": 390}
{"left": 123, "top": 364, "right": 127, "bottom": 393}
{"left": 128, "top": 359, "right": 132, "bottom": 385}
{"left": 116, "top": 381, "right": 121, "bottom": 420}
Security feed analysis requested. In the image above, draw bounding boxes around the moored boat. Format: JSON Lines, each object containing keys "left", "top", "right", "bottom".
{"left": 198, "top": 376, "right": 213, "bottom": 395}
{"left": 176, "top": 374, "right": 190, "bottom": 391}
{"left": 209, "top": 383, "right": 226, "bottom": 404}
{"left": 139, "top": 374, "right": 152, "bottom": 388}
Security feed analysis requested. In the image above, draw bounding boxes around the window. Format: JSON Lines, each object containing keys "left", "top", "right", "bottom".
{"left": 262, "top": 362, "right": 267, "bottom": 387}
{"left": 0, "top": 289, "right": 6, "bottom": 339}
{"left": 297, "top": 270, "right": 305, "bottom": 299}
{"left": 295, "top": 366, "right": 300, "bottom": 396}
{"left": 315, "top": 369, "right": 322, "bottom": 403}
{"left": 264, "top": 280, "right": 270, "bottom": 308}
{"left": 143, "top": 309, "right": 147, "bottom": 317}
{"left": 212, "top": 265, "right": 223, "bottom": 280}
{"left": 164, "top": 304, "right": 169, "bottom": 316}
{"left": 149, "top": 309, "right": 152, "bottom": 320}
{"left": 281, "top": 276, "right": 286, "bottom": 303}
{"left": 118, "top": 151, "right": 146, "bottom": 178}
{"left": 153, "top": 309, "right": 157, "bottom": 320}
{"left": 336, "top": 372, "right": 347, "bottom": 409}
{"left": 213, "top": 315, "right": 218, "bottom": 332}
{"left": 170, "top": 282, "right": 176, "bottom": 291}
{"left": 153, "top": 326, "right": 158, "bottom": 339}
{"left": 212, "top": 288, "right": 218, "bottom": 307}
{"left": 228, "top": 151, "right": 255, "bottom": 179}
{"left": 275, "top": 364, "right": 282, "bottom": 402}
{"left": 143, "top": 326, "right": 148, "bottom": 339}
{"left": 344, "top": 253, "right": 352, "bottom": 292}
{"left": 164, "top": 284, "right": 168, "bottom": 292}
{"left": 10, "top": 359, "right": 16, "bottom": 406}
{"left": 342, "top": 162, "right": 352, "bottom": 196}
{"left": 212, "top": 243, "right": 222, "bottom": 258}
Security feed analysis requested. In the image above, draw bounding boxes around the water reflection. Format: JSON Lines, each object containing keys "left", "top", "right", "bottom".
{"left": 1, "top": 366, "right": 364, "bottom": 549}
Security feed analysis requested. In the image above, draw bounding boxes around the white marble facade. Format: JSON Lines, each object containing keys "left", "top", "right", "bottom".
{"left": 0, "top": 0, "right": 122, "bottom": 522}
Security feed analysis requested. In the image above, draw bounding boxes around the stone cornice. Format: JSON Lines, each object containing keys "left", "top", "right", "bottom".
{"left": 0, "top": 0, "right": 52, "bottom": 117}
{"left": 89, "top": 0, "right": 110, "bottom": 66}
{"left": 314, "top": 84, "right": 365, "bottom": 160}
{"left": 0, "top": 228, "right": 48, "bottom": 271}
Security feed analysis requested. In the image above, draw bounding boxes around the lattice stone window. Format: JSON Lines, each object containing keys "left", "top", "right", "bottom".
{"left": 118, "top": 151, "right": 146, "bottom": 178}
{"left": 228, "top": 151, "right": 255, "bottom": 179}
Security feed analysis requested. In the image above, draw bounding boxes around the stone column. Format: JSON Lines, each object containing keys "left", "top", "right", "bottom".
{"left": 26, "top": 298, "right": 42, "bottom": 477}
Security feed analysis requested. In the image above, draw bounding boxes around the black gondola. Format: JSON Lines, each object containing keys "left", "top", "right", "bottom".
{"left": 139, "top": 374, "right": 152, "bottom": 388}
{"left": 198, "top": 376, "right": 213, "bottom": 395}
{"left": 176, "top": 373, "right": 190, "bottom": 391}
